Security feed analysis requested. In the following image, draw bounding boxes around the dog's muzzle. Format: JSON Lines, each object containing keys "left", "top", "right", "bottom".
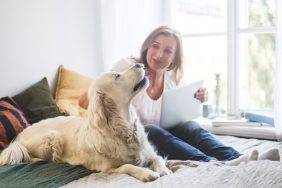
{"left": 133, "top": 76, "right": 148, "bottom": 92}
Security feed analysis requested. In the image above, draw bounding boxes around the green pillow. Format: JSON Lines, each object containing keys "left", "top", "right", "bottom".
{"left": 12, "top": 77, "right": 62, "bottom": 124}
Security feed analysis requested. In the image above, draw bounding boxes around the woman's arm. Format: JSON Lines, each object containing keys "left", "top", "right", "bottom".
{"left": 79, "top": 91, "right": 89, "bottom": 110}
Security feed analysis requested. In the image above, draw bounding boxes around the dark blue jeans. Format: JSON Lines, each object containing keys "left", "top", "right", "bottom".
{"left": 145, "top": 121, "right": 241, "bottom": 162}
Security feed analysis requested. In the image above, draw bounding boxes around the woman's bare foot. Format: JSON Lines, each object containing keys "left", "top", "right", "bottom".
{"left": 258, "top": 148, "right": 280, "bottom": 161}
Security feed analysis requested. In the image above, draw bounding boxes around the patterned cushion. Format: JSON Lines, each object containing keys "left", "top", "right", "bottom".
{"left": 0, "top": 97, "right": 30, "bottom": 148}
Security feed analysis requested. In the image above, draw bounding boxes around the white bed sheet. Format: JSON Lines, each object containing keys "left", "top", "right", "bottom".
{"left": 62, "top": 135, "right": 282, "bottom": 188}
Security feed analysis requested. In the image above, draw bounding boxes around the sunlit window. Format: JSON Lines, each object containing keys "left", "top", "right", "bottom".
{"left": 172, "top": 0, "right": 276, "bottom": 114}
{"left": 237, "top": 0, "right": 276, "bottom": 111}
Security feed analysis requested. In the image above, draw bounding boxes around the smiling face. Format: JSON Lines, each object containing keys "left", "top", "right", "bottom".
{"left": 146, "top": 34, "right": 177, "bottom": 72}
{"left": 90, "top": 63, "right": 149, "bottom": 105}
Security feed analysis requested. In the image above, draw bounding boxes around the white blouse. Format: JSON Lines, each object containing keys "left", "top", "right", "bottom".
{"left": 111, "top": 58, "right": 178, "bottom": 126}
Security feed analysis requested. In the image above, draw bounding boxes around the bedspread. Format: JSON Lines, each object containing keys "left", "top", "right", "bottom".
{"left": 62, "top": 135, "right": 282, "bottom": 188}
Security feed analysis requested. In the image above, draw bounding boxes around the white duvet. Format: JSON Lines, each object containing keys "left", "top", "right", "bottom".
{"left": 63, "top": 160, "right": 282, "bottom": 188}
{"left": 62, "top": 135, "right": 282, "bottom": 188}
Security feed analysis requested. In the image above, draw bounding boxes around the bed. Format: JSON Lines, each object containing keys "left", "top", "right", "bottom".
{"left": 1, "top": 134, "right": 281, "bottom": 188}
{"left": 0, "top": 66, "right": 281, "bottom": 188}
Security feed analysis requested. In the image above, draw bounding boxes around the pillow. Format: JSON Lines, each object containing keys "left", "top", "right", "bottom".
{"left": 12, "top": 77, "right": 62, "bottom": 124}
{"left": 0, "top": 97, "right": 30, "bottom": 148}
{"left": 55, "top": 65, "right": 93, "bottom": 117}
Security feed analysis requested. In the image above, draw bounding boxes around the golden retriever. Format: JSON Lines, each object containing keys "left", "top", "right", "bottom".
{"left": 0, "top": 63, "right": 171, "bottom": 181}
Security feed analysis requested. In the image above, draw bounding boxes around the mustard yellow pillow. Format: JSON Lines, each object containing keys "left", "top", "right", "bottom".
{"left": 55, "top": 65, "right": 93, "bottom": 117}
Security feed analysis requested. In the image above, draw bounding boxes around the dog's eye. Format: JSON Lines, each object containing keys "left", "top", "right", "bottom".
{"left": 113, "top": 73, "right": 120, "bottom": 80}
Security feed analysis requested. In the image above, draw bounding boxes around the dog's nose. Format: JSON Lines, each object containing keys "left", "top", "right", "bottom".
{"left": 135, "top": 63, "right": 144, "bottom": 69}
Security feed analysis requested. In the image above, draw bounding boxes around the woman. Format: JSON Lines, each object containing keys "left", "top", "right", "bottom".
{"left": 80, "top": 26, "right": 279, "bottom": 165}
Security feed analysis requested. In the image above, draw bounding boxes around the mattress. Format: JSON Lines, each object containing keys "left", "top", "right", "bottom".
{"left": 62, "top": 135, "right": 282, "bottom": 188}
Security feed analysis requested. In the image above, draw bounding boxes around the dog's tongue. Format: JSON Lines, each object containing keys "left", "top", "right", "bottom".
{"left": 133, "top": 77, "right": 147, "bottom": 92}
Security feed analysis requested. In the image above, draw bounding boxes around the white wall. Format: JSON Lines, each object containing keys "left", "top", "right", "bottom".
{"left": 0, "top": 0, "right": 100, "bottom": 97}
{"left": 0, "top": 0, "right": 167, "bottom": 97}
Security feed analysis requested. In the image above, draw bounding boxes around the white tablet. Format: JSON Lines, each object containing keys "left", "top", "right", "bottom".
{"left": 160, "top": 80, "right": 203, "bottom": 129}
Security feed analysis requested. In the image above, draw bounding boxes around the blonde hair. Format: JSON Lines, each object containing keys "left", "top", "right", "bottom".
{"left": 140, "top": 26, "right": 185, "bottom": 85}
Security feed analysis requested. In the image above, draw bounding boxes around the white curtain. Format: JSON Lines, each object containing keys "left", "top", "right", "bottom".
{"left": 93, "top": 0, "right": 166, "bottom": 72}
{"left": 275, "top": 0, "right": 282, "bottom": 140}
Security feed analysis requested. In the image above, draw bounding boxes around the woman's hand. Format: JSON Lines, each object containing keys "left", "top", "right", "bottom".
{"left": 79, "top": 91, "right": 89, "bottom": 109}
{"left": 194, "top": 88, "right": 208, "bottom": 103}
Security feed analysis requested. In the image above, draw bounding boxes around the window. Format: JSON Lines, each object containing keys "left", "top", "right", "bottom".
{"left": 237, "top": 0, "right": 276, "bottom": 111}
{"left": 171, "top": 0, "right": 276, "bottom": 114}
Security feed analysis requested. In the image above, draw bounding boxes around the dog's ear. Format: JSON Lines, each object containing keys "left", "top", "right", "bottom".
{"left": 88, "top": 91, "right": 118, "bottom": 127}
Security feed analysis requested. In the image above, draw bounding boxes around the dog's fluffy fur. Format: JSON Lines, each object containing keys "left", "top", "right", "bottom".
{"left": 0, "top": 63, "right": 171, "bottom": 181}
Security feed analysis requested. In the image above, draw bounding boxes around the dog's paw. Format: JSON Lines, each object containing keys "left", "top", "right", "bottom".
{"left": 155, "top": 166, "right": 172, "bottom": 176}
{"left": 149, "top": 157, "right": 172, "bottom": 176}
{"left": 138, "top": 170, "right": 160, "bottom": 182}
